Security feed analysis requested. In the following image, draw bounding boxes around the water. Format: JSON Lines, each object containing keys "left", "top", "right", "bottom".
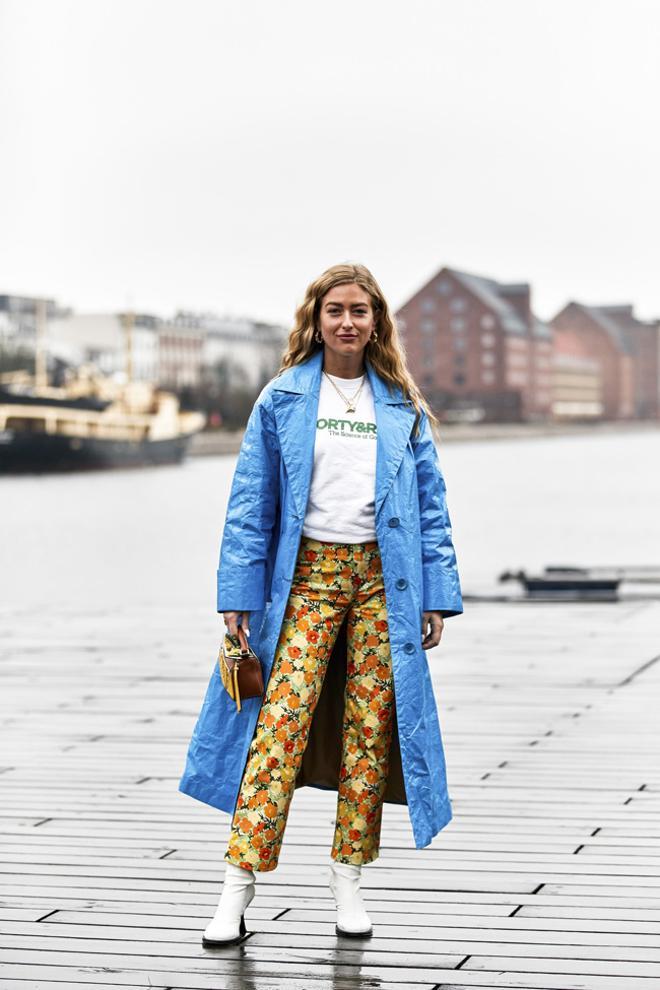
{"left": 1, "top": 429, "right": 658, "bottom": 612}
{"left": 442, "top": 428, "right": 660, "bottom": 593}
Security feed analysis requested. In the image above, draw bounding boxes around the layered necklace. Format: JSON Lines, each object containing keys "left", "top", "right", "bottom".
{"left": 323, "top": 370, "right": 365, "bottom": 413}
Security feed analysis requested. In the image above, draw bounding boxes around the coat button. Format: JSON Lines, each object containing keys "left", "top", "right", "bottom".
{"left": 388, "top": 517, "right": 400, "bottom": 527}
{"left": 395, "top": 578, "right": 408, "bottom": 590}
{"left": 403, "top": 642, "right": 415, "bottom": 654}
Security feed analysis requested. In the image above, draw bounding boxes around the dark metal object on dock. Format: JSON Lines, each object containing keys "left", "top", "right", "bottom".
{"left": 499, "top": 566, "right": 621, "bottom": 601}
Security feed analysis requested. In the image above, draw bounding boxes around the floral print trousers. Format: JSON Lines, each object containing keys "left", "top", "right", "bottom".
{"left": 224, "top": 535, "right": 396, "bottom": 872}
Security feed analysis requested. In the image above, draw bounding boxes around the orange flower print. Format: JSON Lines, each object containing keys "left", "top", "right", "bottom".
{"left": 224, "top": 536, "right": 394, "bottom": 873}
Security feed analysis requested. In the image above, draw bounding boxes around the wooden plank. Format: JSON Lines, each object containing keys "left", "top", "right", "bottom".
{"left": 2, "top": 596, "right": 660, "bottom": 990}
{"left": 0, "top": 983, "right": 165, "bottom": 990}
{"left": 5, "top": 887, "right": 660, "bottom": 916}
{"left": 1, "top": 956, "right": 658, "bottom": 989}
{"left": 6, "top": 915, "right": 660, "bottom": 949}
{"left": 40, "top": 908, "right": 660, "bottom": 935}
{"left": 0, "top": 968, "right": 437, "bottom": 990}
{"left": 4, "top": 850, "right": 660, "bottom": 878}
{"left": 464, "top": 954, "right": 660, "bottom": 976}
{"left": 5, "top": 921, "right": 660, "bottom": 964}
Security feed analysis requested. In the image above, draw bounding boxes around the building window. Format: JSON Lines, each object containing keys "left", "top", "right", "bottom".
{"left": 452, "top": 336, "right": 467, "bottom": 350}
{"left": 481, "top": 370, "right": 496, "bottom": 384}
{"left": 454, "top": 354, "right": 465, "bottom": 367}
{"left": 449, "top": 297, "right": 467, "bottom": 313}
{"left": 481, "top": 332, "right": 495, "bottom": 347}
{"left": 435, "top": 278, "right": 452, "bottom": 295}
{"left": 481, "top": 352, "right": 495, "bottom": 366}
{"left": 420, "top": 297, "right": 436, "bottom": 313}
{"left": 420, "top": 318, "right": 436, "bottom": 334}
{"left": 450, "top": 317, "right": 465, "bottom": 332}
{"left": 480, "top": 314, "right": 496, "bottom": 330}
{"left": 453, "top": 373, "right": 465, "bottom": 386}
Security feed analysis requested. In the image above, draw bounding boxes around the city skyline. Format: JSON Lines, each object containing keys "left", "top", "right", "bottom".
{"left": 1, "top": 1, "right": 659, "bottom": 325}
{"left": 1, "top": 256, "right": 657, "bottom": 332}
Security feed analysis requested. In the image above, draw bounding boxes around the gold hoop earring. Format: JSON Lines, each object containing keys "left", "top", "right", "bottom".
{"left": 370, "top": 330, "right": 378, "bottom": 342}
{"left": 314, "top": 328, "right": 323, "bottom": 343}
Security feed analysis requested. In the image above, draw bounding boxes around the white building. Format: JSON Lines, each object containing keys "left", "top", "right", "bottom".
{"left": 48, "top": 312, "right": 159, "bottom": 381}
{"left": 174, "top": 311, "right": 287, "bottom": 389}
{"left": 1, "top": 293, "right": 288, "bottom": 390}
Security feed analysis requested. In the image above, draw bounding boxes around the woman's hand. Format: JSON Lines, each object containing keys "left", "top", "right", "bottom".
{"left": 222, "top": 610, "right": 251, "bottom": 638}
{"left": 421, "top": 610, "right": 444, "bottom": 650}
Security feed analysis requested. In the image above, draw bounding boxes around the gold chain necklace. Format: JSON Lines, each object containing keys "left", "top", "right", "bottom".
{"left": 323, "top": 371, "right": 365, "bottom": 413}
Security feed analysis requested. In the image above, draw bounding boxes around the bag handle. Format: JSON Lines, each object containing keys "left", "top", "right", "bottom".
{"left": 236, "top": 624, "right": 250, "bottom": 655}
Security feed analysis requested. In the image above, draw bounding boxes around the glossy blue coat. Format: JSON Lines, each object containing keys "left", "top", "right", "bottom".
{"left": 178, "top": 348, "right": 463, "bottom": 848}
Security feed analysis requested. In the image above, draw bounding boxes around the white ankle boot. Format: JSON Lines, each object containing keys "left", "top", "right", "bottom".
{"left": 202, "top": 862, "right": 256, "bottom": 947}
{"left": 328, "top": 860, "right": 373, "bottom": 937}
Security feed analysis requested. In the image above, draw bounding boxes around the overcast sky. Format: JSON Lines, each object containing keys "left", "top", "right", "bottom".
{"left": 1, "top": 0, "right": 658, "bottom": 327}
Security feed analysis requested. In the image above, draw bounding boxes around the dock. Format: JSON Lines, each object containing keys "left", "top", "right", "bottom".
{"left": 1, "top": 596, "right": 659, "bottom": 989}
{"left": 188, "top": 419, "right": 660, "bottom": 457}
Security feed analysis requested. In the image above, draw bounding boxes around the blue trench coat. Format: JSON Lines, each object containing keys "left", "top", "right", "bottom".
{"left": 178, "top": 347, "right": 463, "bottom": 848}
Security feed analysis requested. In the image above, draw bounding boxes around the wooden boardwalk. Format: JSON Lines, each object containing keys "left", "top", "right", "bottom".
{"left": 1, "top": 596, "right": 659, "bottom": 990}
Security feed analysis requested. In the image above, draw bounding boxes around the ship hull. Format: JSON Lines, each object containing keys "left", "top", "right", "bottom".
{"left": 0, "top": 429, "right": 195, "bottom": 472}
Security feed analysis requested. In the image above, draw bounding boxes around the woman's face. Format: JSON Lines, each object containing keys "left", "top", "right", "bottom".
{"left": 317, "top": 283, "right": 375, "bottom": 362}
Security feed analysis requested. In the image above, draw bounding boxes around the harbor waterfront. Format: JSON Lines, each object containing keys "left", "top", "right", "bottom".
{"left": 189, "top": 417, "right": 660, "bottom": 457}
{"left": 1, "top": 428, "right": 659, "bottom": 988}
{"left": 2, "top": 425, "right": 658, "bottom": 612}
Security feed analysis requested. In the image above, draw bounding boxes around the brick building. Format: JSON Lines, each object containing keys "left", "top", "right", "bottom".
{"left": 552, "top": 352, "right": 603, "bottom": 420}
{"left": 550, "top": 302, "right": 660, "bottom": 420}
{"left": 396, "top": 267, "right": 553, "bottom": 422}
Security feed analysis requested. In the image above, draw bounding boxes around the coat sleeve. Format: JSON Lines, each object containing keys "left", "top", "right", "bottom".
{"left": 412, "top": 407, "right": 463, "bottom": 618}
{"left": 216, "top": 390, "right": 280, "bottom": 613}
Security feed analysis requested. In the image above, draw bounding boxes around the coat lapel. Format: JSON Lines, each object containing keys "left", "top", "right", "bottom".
{"left": 271, "top": 348, "right": 417, "bottom": 521}
{"left": 271, "top": 351, "right": 323, "bottom": 519}
{"left": 369, "top": 364, "right": 418, "bottom": 519}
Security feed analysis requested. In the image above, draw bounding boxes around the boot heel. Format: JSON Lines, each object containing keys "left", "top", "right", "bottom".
{"left": 202, "top": 913, "right": 247, "bottom": 948}
{"left": 336, "top": 922, "right": 373, "bottom": 938}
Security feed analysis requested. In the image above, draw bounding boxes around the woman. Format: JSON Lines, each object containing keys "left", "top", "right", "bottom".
{"left": 179, "top": 262, "right": 463, "bottom": 946}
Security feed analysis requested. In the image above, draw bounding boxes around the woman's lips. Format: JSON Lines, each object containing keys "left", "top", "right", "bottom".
{"left": 338, "top": 334, "right": 357, "bottom": 340}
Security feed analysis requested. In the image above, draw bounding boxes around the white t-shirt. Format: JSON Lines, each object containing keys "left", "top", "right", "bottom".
{"left": 302, "top": 371, "right": 377, "bottom": 543}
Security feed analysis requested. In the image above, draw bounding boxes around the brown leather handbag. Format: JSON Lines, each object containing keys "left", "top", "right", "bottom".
{"left": 218, "top": 625, "right": 264, "bottom": 713}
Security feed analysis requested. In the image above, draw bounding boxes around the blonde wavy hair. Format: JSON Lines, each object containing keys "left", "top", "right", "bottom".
{"left": 277, "top": 262, "right": 439, "bottom": 439}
